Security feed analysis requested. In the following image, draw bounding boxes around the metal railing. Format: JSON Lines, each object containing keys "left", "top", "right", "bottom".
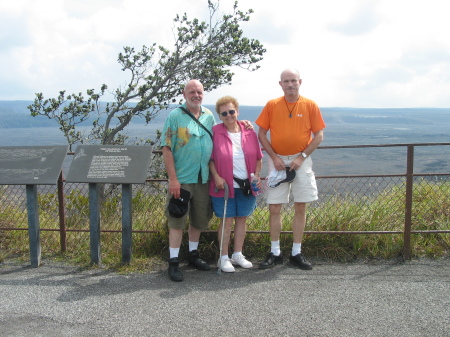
{"left": 1, "top": 143, "right": 449, "bottom": 260}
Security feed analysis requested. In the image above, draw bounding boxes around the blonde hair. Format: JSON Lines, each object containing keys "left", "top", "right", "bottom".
{"left": 215, "top": 96, "right": 239, "bottom": 113}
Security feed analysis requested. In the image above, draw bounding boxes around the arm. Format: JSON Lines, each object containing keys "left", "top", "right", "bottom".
{"left": 162, "top": 146, "right": 181, "bottom": 199}
{"left": 209, "top": 159, "right": 225, "bottom": 190}
{"left": 258, "top": 126, "right": 285, "bottom": 171}
{"left": 289, "top": 129, "right": 324, "bottom": 171}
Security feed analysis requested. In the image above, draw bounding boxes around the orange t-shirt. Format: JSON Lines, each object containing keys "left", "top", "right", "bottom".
{"left": 255, "top": 96, "right": 326, "bottom": 156}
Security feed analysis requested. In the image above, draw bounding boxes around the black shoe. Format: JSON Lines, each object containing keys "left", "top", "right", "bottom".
{"left": 289, "top": 253, "right": 313, "bottom": 270}
{"left": 168, "top": 257, "right": 183, "bottom": 282}
{"left": 187, "top": 250, "right": 210, "bottom": 271}
{"left": 259, "top": 252, "right": 283, "bottom": 269}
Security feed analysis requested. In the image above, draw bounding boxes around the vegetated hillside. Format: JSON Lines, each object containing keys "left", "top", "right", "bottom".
{"left": 0, "top": 101, "right": 56, "bottom": 127}
{"left": 0, "top": 100, "right": 173, "bottom": 128}
{"left": 1, "top": 100, "right": 450, "bottom": 129}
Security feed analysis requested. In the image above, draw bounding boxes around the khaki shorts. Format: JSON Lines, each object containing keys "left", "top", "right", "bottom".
{"left": 165, "top": 182, "right": 213, "bottom": 230}
{"left": 265, "top": 153, "right": 318, "bottom": 204}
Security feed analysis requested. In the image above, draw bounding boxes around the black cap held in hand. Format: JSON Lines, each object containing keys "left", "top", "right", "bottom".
{"left": 168, "top": 188, "right": 191, "bottom": 218}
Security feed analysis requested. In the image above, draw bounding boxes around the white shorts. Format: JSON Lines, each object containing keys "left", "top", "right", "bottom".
{"left": 265, "top": 153, "right": 318, "bottom": 204}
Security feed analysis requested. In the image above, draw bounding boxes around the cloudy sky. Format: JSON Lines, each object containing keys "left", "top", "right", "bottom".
{"left": 1, "top": 0, "right": 450, "bottom": 108}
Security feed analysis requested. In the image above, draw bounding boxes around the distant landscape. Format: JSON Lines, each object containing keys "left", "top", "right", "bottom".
{"left": 2, "top": 100, "right": 450, "bottom": 130}
{"left": 1, "top": 100, "right": 450, "bottom": 176}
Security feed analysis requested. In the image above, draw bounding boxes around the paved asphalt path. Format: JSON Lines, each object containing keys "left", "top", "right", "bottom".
{"left": 1, "top": 257, "right": 449, "bottom": 337}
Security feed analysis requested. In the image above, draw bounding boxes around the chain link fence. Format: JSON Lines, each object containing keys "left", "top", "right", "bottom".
{"left": 1, "top": 144, "right": 449, "bottom": 262}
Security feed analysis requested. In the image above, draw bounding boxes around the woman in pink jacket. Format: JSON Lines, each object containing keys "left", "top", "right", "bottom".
{"left": 209, "top": 96, "right": 263, "bottom": 273}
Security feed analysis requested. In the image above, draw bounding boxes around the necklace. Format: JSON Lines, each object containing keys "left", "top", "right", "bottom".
{"left": 284, "top": 97, "right": 299, "bottom": 118}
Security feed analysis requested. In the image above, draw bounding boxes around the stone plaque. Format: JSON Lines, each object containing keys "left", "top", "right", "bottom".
{"left": 0, "top": 145, "right": 69, "bottom": 185}
{"left": 66, "top": 145, "right": 153, "bottom": 184}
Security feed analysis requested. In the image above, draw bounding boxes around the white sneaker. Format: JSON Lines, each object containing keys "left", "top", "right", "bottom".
{"left": 231, "top": 254, "right": 253, "bottom": 269}
{"left": 220, "top": 258, "right": 235, "bottom": 273}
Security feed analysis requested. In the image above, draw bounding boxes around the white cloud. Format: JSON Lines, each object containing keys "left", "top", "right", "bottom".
{"left": 1, "top": 0, "right": 450, "bottom": 108}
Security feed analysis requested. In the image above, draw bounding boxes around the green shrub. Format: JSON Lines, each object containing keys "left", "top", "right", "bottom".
{"left": 0, "top": 180, "right": 448, "bottom": 271}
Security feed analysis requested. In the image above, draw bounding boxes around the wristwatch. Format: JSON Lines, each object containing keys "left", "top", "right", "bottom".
{"left": 300, "top": 152, "right": 308, "bottom": 159}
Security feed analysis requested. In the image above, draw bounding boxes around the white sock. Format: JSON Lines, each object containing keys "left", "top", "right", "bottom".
{"left": 169, "top": 247, "right": 180, "bottom": 259}
{"left": 221, "top": 255, "right": 229, "bottom": 260}
{"left": 232, "top": 252, "right": 242, "bottom": 259}
{"left": 189, "top": 241, "right": 199, "bottom": 252}
{"left": 271, "top": 241, "right": 281, "bottom": 256}
{"left": 292, "top": 243, "right": 302, "bottom": 256}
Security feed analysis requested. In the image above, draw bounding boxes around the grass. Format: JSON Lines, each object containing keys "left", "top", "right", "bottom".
{"left": 0, "top": 180, "right": 449, "bottom": 272}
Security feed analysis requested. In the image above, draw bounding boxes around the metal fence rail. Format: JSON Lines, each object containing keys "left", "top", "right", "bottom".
{"left": 1, "top": 143, "right": 449, "bottom": 260}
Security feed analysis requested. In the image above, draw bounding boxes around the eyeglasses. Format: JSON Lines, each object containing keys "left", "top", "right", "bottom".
{"left": 220, "top": 110, "right": 236, "bottom": 117}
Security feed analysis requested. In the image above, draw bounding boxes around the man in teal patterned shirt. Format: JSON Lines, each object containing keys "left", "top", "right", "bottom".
{"left": 162, "top": 79, "right": 216, "bottom": 282}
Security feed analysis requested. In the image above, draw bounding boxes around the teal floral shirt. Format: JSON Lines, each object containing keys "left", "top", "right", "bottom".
{"left": 161, "top": 104, "right": 216, "bottom": 184}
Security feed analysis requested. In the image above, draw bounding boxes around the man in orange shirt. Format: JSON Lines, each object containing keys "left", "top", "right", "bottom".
{"left": 256, "top": 68, "right": 326, "bottom": 270}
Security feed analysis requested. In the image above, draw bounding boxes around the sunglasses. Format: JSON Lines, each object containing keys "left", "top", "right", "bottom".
{"left": 220, "top": 110, "right": 236, "bottom": 117}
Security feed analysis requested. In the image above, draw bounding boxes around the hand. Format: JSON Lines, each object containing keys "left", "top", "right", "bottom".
{"left": 214, "top": 176, "right": 226, "bottom": 190}
{"left": 168, "top": 180, "right": 181, "bottom": 199}
{"left": 241, "top": 120, "right": 254, "bottom": 130}
{"left": 273, "top": 156, "right": 285, "bottom": 171}
{"left": 289, "top": 156, "right": 304, "bottom": 171}
{"left": 256, "top": 176, "right": 263, "bottom": 189}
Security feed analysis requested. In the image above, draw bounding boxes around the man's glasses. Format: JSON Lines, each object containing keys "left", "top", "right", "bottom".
{"left": 220, "top": 110, "right": 236, "bottom": 117}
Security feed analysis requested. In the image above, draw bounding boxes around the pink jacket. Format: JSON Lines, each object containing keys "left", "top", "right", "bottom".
{"left": 209, "top": 121, "right": 263, "bottom": 198}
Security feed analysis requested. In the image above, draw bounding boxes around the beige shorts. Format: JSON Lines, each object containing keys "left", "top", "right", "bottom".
{"left": 265, "top": 153, "right": 318, "bottom": 204}
{"left": 165, "top": 182, "right": 213, "bottom": 230}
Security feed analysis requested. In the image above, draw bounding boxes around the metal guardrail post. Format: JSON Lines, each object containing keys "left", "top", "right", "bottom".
{"left": 122, "top": 184, "right": 133, "bottom": 264}
{"left": 404, "top": 145, "right": 414, "bottom": 260}
{"left": 89, "top": 183, "right": 101, "bottom": 265}
{"left": 57, "top": 171, "right": 67, "bottom": 253}
{"left": 26, "top": 185, "right": 41, "bottom": 267}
